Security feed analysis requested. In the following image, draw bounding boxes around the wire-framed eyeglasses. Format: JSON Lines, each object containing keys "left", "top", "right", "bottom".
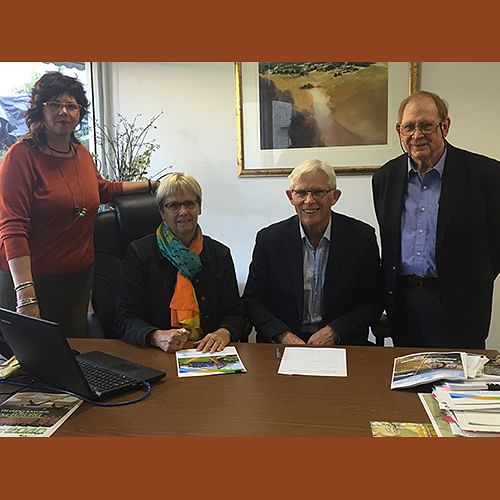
{"left": 43, "top": 101, "right": 81, "bottom": 113}
{"left": 398, "top": 121, "right": 442, "bottom": 137}
{"left": 290, "top": 189, "right": 334, "bottom": 200}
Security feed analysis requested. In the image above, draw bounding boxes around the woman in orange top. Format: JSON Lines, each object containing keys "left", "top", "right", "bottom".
{"left": 0, "top": 71, "right": 157, "bottom": 341}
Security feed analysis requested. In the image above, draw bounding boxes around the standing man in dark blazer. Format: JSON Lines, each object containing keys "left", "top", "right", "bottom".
{"left": 372, "top": 90, "right": 500, "bottom": 349}
{"left": 243, "top": 159, "right": 382, "bottom": 345}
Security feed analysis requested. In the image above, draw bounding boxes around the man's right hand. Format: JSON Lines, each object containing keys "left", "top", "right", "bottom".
{"left": 150, "top": 329, "right": 189, "bottom": 352}
{"left": 277, "top": 331, "right": 306, "bottom": 345}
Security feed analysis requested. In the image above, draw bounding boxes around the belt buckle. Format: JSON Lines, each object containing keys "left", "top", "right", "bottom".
{"left": 414, "top": 276, "right": 424, "bottom": 288}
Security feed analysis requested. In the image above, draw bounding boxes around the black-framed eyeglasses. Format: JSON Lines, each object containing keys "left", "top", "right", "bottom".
{"left": 398, "top": 121, "right": 442, "bottom": 137}
{"left": 291, "top": 189, "right": 334, "bottom": 200}
{"left": 43, "top": 101, "right": 81, "bottom": 113}
{"left": 164, "top": 200, "right": 199, "bottom": 212}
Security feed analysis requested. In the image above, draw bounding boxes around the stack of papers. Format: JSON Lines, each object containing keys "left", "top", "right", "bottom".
{"left": 392, "top": 352, "right": 500, "bottom": 437}
{"left": 421, "top": 387, "right": 500, "bottom": 437}
{"left": 391, "top": 351, "right": 500, "bottom": 437}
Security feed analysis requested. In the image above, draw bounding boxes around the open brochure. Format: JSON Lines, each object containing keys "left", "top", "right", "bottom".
{"left": 0, "top": 392, "right": 82, "bottom": 437}
{"left": 176, "top": 346, "right": 247, "bottom": 377}
{"left": 391, "top": 352, "right": 469, "bottom": 389}
{"left": 391, "top": 351, "right": 493, "bottom": 390}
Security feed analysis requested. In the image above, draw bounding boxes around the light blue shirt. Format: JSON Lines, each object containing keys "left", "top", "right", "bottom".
{"left": 400, "top": 150, "right": 446, "bottom": 278}
{"left": 300, "top": 217, "right": 331, "bottom": 332}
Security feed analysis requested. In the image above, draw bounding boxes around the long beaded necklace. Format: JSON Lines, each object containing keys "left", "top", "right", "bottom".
{"left": 53, "top": 144, "right": 88, "bottom": 220}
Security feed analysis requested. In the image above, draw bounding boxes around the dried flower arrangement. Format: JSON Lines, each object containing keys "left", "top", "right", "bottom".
{"left": 94, "top": 111, "right": 163, "bottom": 181}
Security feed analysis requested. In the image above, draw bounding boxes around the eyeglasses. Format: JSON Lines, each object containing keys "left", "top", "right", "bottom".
{"left": 290, "top": 189, "right": 334, "bottom": 200}
{"left": 43, "top": 101, "right": 81, "bottom": 113}
{"left": 398, "top": 121, "right": 442, "bottom": 137}
{"left": 164, "top": 200, "right": 199, "bottom": 212}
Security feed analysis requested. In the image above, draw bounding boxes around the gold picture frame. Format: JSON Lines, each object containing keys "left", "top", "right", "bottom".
{"left": 236, "top": 62, "right": 420, "bottom": 176}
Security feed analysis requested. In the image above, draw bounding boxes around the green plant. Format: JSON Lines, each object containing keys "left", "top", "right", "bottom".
{"left": 94, "top": 111, "right": 162, "bottom": 181}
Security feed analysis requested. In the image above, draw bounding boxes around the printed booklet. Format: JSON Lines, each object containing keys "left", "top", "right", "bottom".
{"left": 390, "top": 352, "right": 468, "bottom": 389}
{"left": 370, "top": 420, "right": 437, "bottom": 437}
{"left": 176, "top": 346, "right": 247, "bottom": 377}
{"left": 0, "top": 391, "right": 82, "bottom": 437}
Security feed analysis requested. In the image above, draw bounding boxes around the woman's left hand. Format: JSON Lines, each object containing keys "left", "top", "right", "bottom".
{"left": 194, "top": 328, "right": 231, "bottom": 353}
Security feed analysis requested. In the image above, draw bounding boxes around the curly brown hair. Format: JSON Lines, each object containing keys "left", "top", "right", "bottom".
{"left": 23, "top": 71, "right": 90, "bottom": 148}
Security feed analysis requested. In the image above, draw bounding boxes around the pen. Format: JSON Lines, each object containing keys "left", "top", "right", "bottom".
{"left": 275, "top": 346, "right": 281, "bottom": 360}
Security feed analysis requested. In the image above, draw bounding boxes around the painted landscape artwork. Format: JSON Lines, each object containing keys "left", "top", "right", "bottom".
{"left": 258, "top": 62, "right": 388, "bottom": 150}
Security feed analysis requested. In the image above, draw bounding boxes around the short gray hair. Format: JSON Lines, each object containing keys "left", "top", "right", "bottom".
{"left": 398, "top": 90, "right": 449, "bottom": 122}
{"left": 288, "top": 159, "right": 337, "bottom": 189}
{"left": 156, "top": 172, "right": 202, "bottom": 209}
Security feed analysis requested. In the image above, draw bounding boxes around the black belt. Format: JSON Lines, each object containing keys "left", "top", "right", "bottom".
{"left": 399, "top": 275, "right": 439, "bottom": 288}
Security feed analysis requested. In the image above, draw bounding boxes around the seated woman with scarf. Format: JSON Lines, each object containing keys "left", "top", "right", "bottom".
{"left": 115, "top": 172, "right": 245, "bottom": 353}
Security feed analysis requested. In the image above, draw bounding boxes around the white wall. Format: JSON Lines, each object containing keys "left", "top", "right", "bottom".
{"left": 420, "top": 63, "right": 500, "bottom": 351}
{"left": 108, "top": 62, "right": 500, "bottom": 351}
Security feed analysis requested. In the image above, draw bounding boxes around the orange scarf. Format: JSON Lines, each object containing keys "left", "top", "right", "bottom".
{"left": 169, "top": 230, "right": 203, "bottom": 340}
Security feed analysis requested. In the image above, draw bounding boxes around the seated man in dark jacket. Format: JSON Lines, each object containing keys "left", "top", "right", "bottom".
{"left": 243, "top": 159, "right": 382, "bottom": 345}
{"left": 115, "top": 172, "right": 245, "bottom": 353}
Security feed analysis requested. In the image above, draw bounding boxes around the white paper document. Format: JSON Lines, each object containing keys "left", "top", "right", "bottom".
{"left": 277, "top": 347, "right": 347, "bottom": 377}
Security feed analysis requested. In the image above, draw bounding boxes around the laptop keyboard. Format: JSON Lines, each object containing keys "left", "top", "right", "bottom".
{"left": 78, "top": 359, "right": 136, "bottom": 392}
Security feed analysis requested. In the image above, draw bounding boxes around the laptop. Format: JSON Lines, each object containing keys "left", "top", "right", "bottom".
{"left": 0, "top": 308, "right": 166, "bottom": 400}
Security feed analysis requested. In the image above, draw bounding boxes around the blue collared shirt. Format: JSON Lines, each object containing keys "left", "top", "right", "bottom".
{"left": 300, "top": 217, "right": 331, "bottom": 331}
{"left": 400, "top": 150, "right": 446, "bottom": 278}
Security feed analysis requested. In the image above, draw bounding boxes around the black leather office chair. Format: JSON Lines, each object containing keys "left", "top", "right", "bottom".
{"left": 90, "top": 191, "right": 250, "bottom": 342}
{"left": 89, "top": 192, "right": 161, "bottom": 338}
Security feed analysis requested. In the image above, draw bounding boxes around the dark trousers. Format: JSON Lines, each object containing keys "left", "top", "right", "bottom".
{"left": 0, "top": 268, "right": 92, "bottom": 341}
{"left": 392, "top": 279, "right": 485, "bottom": 350}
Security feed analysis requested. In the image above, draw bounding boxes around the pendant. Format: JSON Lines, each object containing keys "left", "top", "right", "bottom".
{"left": 73, "top": 207, "right": 88, "bottom": 219}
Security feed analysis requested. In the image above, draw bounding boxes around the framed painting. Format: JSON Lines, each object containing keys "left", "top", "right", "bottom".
{"left": 235, "top": 62, "right": 420, "bottom": 176}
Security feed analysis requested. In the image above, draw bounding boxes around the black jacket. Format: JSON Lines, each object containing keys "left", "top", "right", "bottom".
{"left": 243, "top": 212, "right": 383, "bottom": 344}
{"left": 115, "top": 234, "right": 246, "bottom": 345}
{"left": 372, "top": 143, "right": 500, "bottom": 346}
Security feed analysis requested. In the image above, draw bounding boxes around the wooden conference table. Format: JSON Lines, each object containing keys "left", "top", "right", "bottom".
{"left": 40, "top": 339, "right": 495, "bottom": 437}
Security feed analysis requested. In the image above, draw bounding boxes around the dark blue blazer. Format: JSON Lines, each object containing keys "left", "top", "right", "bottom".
{"left": 372, "top": 143, "right": 500, "bottom": 346}
{"left": 243, "top": 212, "right": 382, "bottom": 344}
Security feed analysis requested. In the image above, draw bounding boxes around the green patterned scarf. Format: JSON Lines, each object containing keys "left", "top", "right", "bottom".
{"left": 156, "top": 222, "right": 202, "bottom": 278}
